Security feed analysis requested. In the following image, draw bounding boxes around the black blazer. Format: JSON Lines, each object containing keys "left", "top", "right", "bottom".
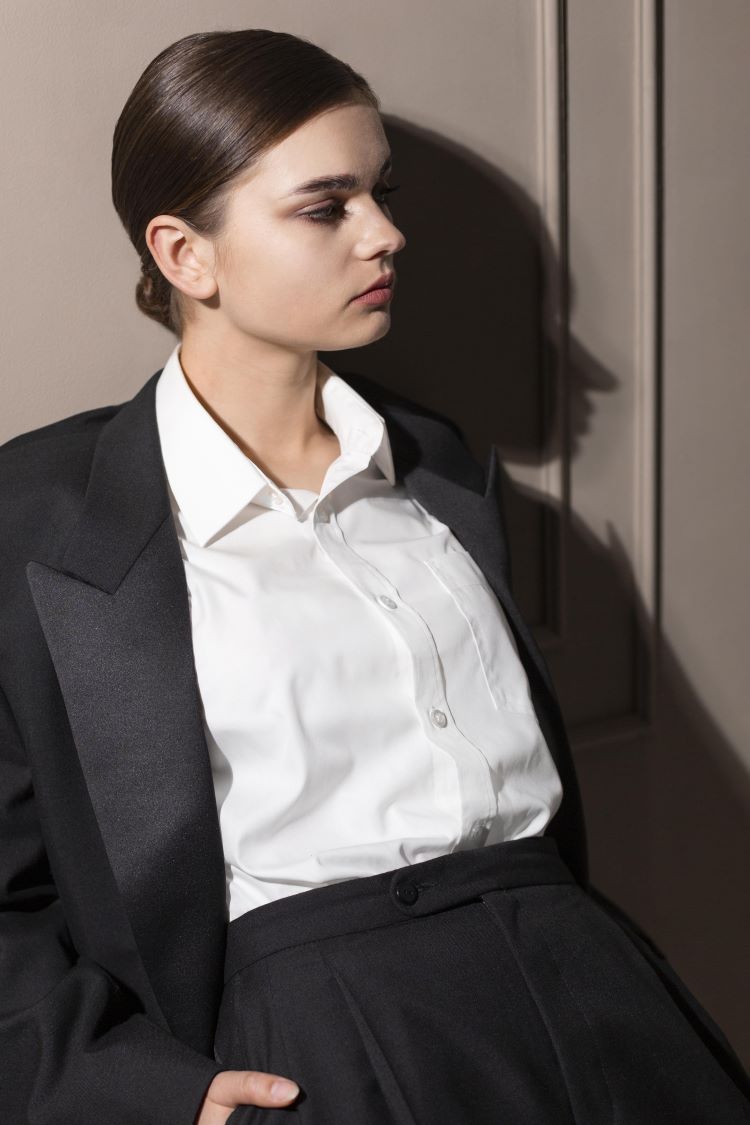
{"left": 0, "top": 365, "right": 592, "bottom": 1122}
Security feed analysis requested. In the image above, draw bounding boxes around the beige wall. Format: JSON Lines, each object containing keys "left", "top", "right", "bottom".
{"left": 652, "top": 0, "right": 750, "bottom": 1059}
{"left": 3, "top": 0, "right": 748, "bottom": 1065}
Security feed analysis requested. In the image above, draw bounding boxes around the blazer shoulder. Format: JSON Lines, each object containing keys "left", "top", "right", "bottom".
{"left": 0, "top": 401, "right": 127, "bottom": 565}
{"left": 0, "top": 400, "right": 117, "bottom": 459}
{"left": 0, "top": 400, "right": 122, "bottom": 487}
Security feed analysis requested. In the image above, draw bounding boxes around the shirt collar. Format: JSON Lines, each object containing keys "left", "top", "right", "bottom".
{"left": 154, "top": 342, "right": 396, "bottom": 546}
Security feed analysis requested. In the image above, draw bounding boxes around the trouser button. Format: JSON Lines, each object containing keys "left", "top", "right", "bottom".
{"left": 394, "top": 881, "right": 420, "bottom": 905}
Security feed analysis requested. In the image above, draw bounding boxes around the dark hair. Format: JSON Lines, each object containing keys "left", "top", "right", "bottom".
{"left": 111, "top": 29, "right": 379, "bottom": 337}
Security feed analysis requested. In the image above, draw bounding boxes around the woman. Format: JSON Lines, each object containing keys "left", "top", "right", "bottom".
{"left": 1, "top": 28, "right": 748, "bottom": 1125}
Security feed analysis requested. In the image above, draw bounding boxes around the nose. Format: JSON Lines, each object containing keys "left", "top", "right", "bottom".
{"left": 390, "top": 222, "right": 407, "bottom": 254}
{"left": 362, "top": 200, "right": 407, "bottom": 256}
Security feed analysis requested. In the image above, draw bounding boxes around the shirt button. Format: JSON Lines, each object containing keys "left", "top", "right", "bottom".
{"left": 429, "top": 708, "right": 448, "bottom": 728}
{"left": 270, "top": 492, "right": 284, "bottom": 508}
{"left": 378, "top": 595, "right": 398, "bottom": 610}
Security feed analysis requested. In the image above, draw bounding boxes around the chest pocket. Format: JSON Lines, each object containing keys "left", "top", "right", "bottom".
{"left": 422, "top": 545, "right": 535, "bottom": 716}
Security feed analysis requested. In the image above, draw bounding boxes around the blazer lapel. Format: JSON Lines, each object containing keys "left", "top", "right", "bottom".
{"left": 25, "top": 365, "right": 587, "bottom": 1056}
{"left": 26, "top": 372, "right": 227, "bottom": 1054}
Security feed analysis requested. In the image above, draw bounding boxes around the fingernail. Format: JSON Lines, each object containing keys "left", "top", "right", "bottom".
{"left": 271, "top": 1079, "right": 299, "bottom": 1100}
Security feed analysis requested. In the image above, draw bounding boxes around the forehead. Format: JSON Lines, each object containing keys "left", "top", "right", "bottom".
{"left": 238, "top": 103, "right": 388, "bottom": 192}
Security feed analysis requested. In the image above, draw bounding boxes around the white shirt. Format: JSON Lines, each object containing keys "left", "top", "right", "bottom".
{"left": 155, "top": 344, "right": 563, "bottom": 921}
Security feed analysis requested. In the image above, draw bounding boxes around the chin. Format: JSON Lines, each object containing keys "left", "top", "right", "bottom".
{"left": 356, "top": 310, "right": 392, "bottom": 342}
{"left": 318, "top": 316, "right": 392, "bottom": 353}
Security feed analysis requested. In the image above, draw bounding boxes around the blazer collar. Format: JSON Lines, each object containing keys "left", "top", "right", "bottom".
{"left": 57, "top": 372, "right": 173, "bottom": 593}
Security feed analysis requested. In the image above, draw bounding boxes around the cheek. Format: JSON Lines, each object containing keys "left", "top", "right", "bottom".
{"left": 220, "top": 231, "right": 346, "bottom": 333}
{"left": 277, "top": 232, "right": 345, "bottom": 294}
{"left": 234, "top": 224, "right": 331, "bottom": 287}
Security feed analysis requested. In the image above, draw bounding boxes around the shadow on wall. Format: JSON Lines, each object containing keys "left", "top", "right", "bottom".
{"left": 321, "top": 114, "right": 750, "bottom": 1068}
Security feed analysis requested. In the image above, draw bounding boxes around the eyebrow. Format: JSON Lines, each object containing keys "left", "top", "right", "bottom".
{"left": 285, "top": 153, "right": 392, "bottom": 197}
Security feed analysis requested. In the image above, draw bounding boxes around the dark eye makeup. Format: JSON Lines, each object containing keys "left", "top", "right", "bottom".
{"left": 302, "top": 184, "right": 401, "bottom": 225}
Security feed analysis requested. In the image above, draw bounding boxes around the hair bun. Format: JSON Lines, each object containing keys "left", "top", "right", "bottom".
{"left": 135, "top": 258, "right": 174, "bottom": 332}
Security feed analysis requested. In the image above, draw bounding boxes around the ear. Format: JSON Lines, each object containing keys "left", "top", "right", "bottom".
{"left": 146, "top": 216, "right": 218, "bottom": 301}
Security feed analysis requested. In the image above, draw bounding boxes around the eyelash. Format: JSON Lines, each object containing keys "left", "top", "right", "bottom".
{"left": 302, "top": 184, "right": 401, "bottom": 225}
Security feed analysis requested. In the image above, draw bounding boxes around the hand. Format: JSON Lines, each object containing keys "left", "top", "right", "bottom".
{"left": 196, "top": 1069, "right": 300, "bottom": 1123}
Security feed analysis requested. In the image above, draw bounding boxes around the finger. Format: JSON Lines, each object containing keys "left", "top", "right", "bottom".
{"left": 210, "top": 1069, "right": 300, "bottom": 1108}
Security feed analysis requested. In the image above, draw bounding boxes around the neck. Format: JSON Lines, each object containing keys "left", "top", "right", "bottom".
{"left": 177, "top": 331, "right": 335, "bottom": 464}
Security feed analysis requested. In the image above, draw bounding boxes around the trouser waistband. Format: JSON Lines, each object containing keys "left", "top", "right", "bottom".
{"left": 223, "top": 835, "right": 575, "bottom": 984}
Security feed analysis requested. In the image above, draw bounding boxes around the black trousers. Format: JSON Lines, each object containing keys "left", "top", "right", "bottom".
{"left": 213, "top": 836, "right": 750, "bottom": 1123}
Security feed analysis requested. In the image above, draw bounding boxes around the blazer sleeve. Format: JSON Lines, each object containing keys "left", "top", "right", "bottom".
{"left": 0, "top": 680, "right": 224, "bottom": 1125}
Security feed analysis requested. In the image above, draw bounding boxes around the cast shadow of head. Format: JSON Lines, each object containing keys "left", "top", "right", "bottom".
{"left": 322, "top": 118, "right": 750, "bottom": 1032}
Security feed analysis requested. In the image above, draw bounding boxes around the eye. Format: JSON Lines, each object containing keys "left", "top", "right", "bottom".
{"left": 302, "top": 183, "right": 401, "bottom": 225}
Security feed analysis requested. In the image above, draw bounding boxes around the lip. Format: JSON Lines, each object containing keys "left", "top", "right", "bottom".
{"left": 352, "top": 271, "right": 395, "bottom": 299}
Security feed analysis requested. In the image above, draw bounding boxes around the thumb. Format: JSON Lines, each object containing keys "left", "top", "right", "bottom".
{"left": 209, "top": 1069, "right": 300, "bottom": 1108}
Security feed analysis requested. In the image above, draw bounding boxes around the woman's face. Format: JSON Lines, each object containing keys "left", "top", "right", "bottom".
{"left": 197, "top": 102, "right": 406, "bottom": 353}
